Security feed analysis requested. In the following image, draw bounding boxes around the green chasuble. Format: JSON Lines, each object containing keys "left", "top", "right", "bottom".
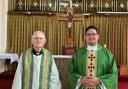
{"left": 67, "top": 44, "right": 118, "bottom": 89}
{"left": 22, "top": 48, "right": 52, "bottom": 89}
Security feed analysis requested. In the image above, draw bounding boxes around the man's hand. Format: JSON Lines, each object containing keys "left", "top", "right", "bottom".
{"left": 80, "top": 76, "right": 100, "bottom": 87}
{"left": 80, "top": 76, "right": 90, "bottom": 85}
{"left": 91, "top": 76, "right": 100, "bottom": 85}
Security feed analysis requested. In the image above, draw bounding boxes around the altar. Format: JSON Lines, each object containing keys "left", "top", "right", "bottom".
{"left": 0, "top": 53, "right": 18, "bottom": 73}
{"left": 0, "top": 53, "right": 18, "bottom": 63}
{"left": 53, "top": 55, "right": 72, "bottom": 89}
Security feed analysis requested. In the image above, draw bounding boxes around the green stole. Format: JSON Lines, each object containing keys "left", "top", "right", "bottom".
{"left": 22, "top": 48, "right": 52, "bottom": 89}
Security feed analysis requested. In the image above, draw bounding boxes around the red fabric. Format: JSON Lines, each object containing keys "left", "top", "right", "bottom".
{"left": 63, "top": 47, "right": 75, "bottom": 55}
{"left": 0, "top": 71, "right": 15, "bottom": 89}
{"left": 118, "top": 82, "right": 128, "bottom": 89}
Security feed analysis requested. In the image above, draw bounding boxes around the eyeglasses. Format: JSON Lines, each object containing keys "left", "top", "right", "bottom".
{"left": 86, "top": 33, "right": 98, "bottom": 37}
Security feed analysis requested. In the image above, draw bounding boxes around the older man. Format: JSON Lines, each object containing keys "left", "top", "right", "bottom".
{"left": 12, "top": 31, "right": 61, "bottom": 89}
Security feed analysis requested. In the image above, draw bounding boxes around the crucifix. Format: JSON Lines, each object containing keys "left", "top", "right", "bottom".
{"left": 57, "top": 2, "right": 84, "bottom": 47}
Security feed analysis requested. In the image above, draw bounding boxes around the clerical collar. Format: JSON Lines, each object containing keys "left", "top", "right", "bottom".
{"left": 87, "top": 45, "right": 98, "bottom": 51}
{"left": 32, "top": 48, "right": 43, "bottom": 56}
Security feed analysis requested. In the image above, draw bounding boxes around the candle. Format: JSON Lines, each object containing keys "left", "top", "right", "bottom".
{"left": 40, "top": 0, "right": 41, "bottom": 10}
{"left": 25, "top": 0, "right": 26, "bottom": 10}
{"left": 69, "top": 0, "right": 72, "bottom": 8}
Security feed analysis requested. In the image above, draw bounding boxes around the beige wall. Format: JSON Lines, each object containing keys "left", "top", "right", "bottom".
{"left": 0, "top": 0, "right": 8, "bottom": 52}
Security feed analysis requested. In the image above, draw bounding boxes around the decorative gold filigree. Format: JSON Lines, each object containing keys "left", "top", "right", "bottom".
{"left": 104, "top": 1, "right": 110, "bottom": 8}
{"left": 33, "top": 0, "right": 38, "bottom": 7}
{"left": 120, "top": 2, "right": 124, "bottom": 8}
{"left": 89, "top": 1, "right": 95, "bottom": 8}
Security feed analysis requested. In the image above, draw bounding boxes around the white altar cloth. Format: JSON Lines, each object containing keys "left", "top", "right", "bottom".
{"left": 0, "top": 53, "right": 18, "bottom": 63}
{"left": 53, "top": 55, "right": 72, "bottom": 59}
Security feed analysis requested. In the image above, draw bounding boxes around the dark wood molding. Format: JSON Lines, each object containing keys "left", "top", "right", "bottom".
{"left": 8, "top": 11, "right": 55, "bottom": 16}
